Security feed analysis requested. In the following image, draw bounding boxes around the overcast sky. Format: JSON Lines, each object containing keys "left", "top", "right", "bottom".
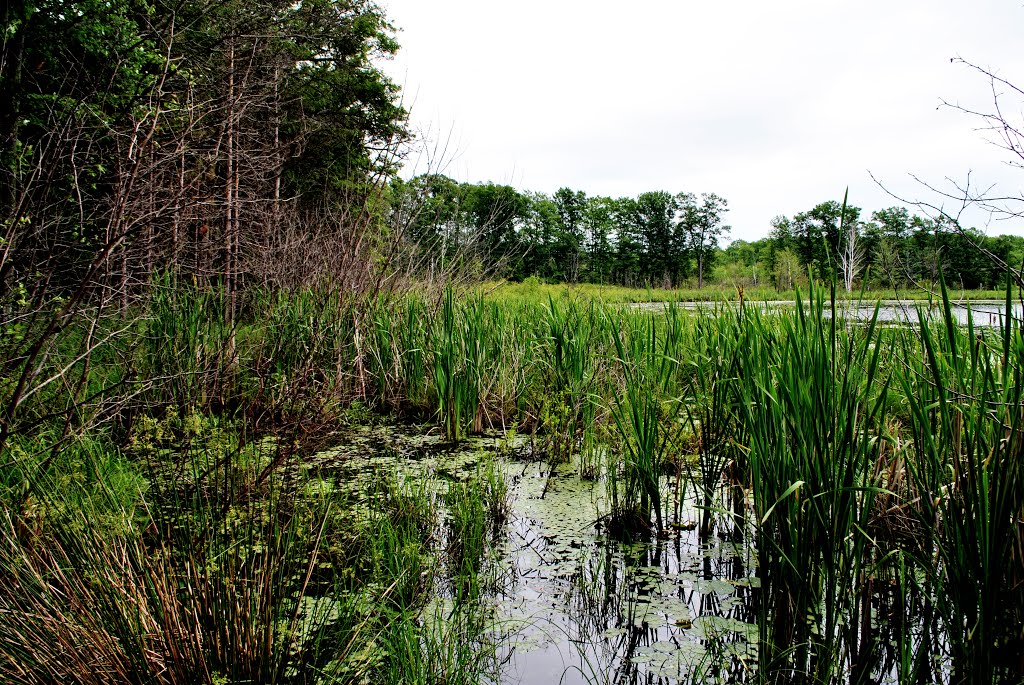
{"left": 377, "top": 0, "right": 1024, "bottom": 242}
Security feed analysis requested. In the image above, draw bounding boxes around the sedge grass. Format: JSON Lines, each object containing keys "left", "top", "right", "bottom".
{"left": 897, "top": 277, "right": 1024, "bottom": 682}
{"left": 7, "top": 277, "right": 1024, "bottom": 683}
{"left": 737, "top": 283, "right": 889, "bottom": 681}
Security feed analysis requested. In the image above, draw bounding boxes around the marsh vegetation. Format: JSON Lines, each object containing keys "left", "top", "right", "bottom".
{"left": 3, "top": 277, "right": 1023, "bottom": 684}
{"left": 5, "top": 6, "right": 1024, "bottom": 680}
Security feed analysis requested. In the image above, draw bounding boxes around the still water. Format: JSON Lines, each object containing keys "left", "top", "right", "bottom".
{"left": 315, "top": 426, "right": 941, "bottom": 684}
{"left": 633, "top": 299, "right": 1024, "bottom": 327}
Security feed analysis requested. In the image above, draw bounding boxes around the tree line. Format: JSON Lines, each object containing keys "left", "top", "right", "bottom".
{"left": 3, "top": 0, "right": 1020, "bottom": 333}
{"left": 388, "top": 177, "right": 1024, "bottom": 291}
{"left": 2, "top": 0, "right": 411, "bottom": 447}
{"left": 719, "top": 201, "right": 1024, "bottom": 292}
{"left": 3, "top": 0, "right": 408, "bottom": 323}
{"left": 388, "top": 175, "right": 730, "bottom": 287}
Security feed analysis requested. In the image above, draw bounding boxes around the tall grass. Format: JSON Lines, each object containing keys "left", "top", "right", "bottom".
{"left": 606, "top": 307, "right": 685, "bottom": 536}
{"left": 535, "top": 298, "right": 602, "bottom": 471}
{"left": 432, "top": 289, "right": 485, "bottom": 442}
{"left": 7, "top": 276, "right": 1024, "bottom": 683}
{"left": 737, "top": 285, "right": 888, "bottom": 681}
{"left": 898, "top": 279, "right": 1024, "bottom": 682}
{"left": 683, "top": 304, "right": 745, "bottom": 538}
{"left": 0, "top": 441, "right": 350, "bottom": 684}
{"left": 144, "top": 279, "right": 232, "bottom": 411}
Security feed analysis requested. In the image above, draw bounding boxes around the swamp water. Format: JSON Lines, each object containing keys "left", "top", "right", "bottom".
{"left": 493, "top": 462, "right": 756, "bottom": 684}
{"left": 309, "top": 425, "right": 941, "bottom": 684}
{"left": 632, "top": 300, "right": 1024, "bottom": 328}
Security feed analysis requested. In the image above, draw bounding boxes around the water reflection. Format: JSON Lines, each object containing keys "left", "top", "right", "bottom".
{"left": 631, "top": 299, "right": 1024, "bottom": 328}
{"left": 314, "top": 427, "right": 972, "bottom": 684}
{"left": 494, "top": 462, "right": 757, "bottom": 684}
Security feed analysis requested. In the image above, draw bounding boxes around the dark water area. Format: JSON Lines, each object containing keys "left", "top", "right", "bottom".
{"left": 311, "top": 426, "right": 959, "bottom": 685}
{"left": 492, "top": 461, "right": 756, "bottom": 685}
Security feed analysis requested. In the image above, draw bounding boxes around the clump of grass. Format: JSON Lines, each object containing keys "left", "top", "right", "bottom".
{"left": 378, "top": 598, "right": 499, "bottom": 685}
{"left": 682, "top": 304, "right": 746, "bottom": 538}
{"left": 142, "top": 277, "right": 232, "bottom": 410}
{"left": 898, "top": 277, "right": 1024, "bottom": 682}
{"left": 535, "top": 298, "right": 602, "bottom": 469}
{"left": 443, "top": 454, "right": 509, "bottom": 598}
{"left": 432, "top": 289, "right": 485, "bottom": 442}
{"left": 243, "top": 286, "right": 354, "bottom": 424}
{"left": 0, "top": 422, "right": 508, "bottom": 685}
{"left": 366, "top": 469, "right": 440, "bottom": 610}
{"left": 606, "top": 309, "right": 685, "bottom": 538}
{"left": 0, "top": 441, "right": 347, "bottom": 684}
{"left": 2, "top": 431, "right": 146, "bottom": 537}
{"left": 737, "top": 284, "right": 888, "bottom": 680}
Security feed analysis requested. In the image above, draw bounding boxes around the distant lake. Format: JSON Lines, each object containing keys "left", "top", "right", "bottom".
{"left": 631, "top": 299, "right": 1024, "bottom": 327}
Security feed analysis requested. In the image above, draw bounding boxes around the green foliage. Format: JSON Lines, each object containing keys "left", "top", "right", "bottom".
{"left": 0, "top": 418, "right": 503, "bottom": 684}
{"left": 683, "top": 304, "right": 745, "bottom": 537}
{"left": 736, "top": 284, "right": 889, "bottom": 679}
{"left": 897, "top": 277, "right": 1024, "bottom": 682}
{"left": 142, "top": 281, "right": 232, "bottom": 411}
{"left": 6, "top": 274, "right": 1024, "bottom": 683}
{"left": 2, "top": 431, "right": 146, "bottom": 538}
{"left": 535, "top": 298, "right": 600, "bottom": 467}
{"left": 431, "top": 289, "right": 485, "bottom": 442}
{"left": 392, "top": 176, "right": 1023, "bottom": 294}
{"left": 606, "top": 306, "right": 686, "bottom": 536}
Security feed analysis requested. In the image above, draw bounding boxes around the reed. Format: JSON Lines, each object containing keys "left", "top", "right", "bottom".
{"left": 143, "top": 278, "right": 232, "bottom": 410}
{"left": 10, "top": 275, "right": 1024, "bottom": 683}
{"left": 606, "top": 309, "right": 684, "bottom": 537}
{"left": 536, "top": 297, "right": 601, "bottom": 470}
{"left": 368, "top": 468, "right": 440, "bottom": 610}
{"left": 0, "top": 441, "right": 344, "bottom": 684}
{"left": 898, "top": 278, "right": 1024, "bottom": 682}
{"left": 444, "top": 453, "right": 509, "bottom": 604}
{"left": 431, "top": 289, "right": 485, "bottom": 442}
{"left": 378, "top": 600, "right": 498, "bottom": 685}
{"left": 241, "top": 286, "right": 356, "bottom": 426}
{"left": 399, "top": 294, "right": 429, "bottom": 409}
{"left": 0, "top": 422, "right": 514, "bottom": 685}
{"left": 737, "top": 284, "right": 888, "bottom": 680}
{"left": 683, "top": 303, "right": 745, "bottom": 538}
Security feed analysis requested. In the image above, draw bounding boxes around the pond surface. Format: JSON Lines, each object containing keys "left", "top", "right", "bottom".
{"left": 493, "top": 460, "right": 756, "bottom": 685}
{"left": 309, "top": 425, "right": 948, "bottom": 684}
{"left": 633, "top": 299, "right": 1024, "bottom": 327}
{"left": 313, "top": 427, "right": 758, "bottom": 684}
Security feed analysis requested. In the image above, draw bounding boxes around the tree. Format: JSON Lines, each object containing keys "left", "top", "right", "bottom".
{"left": 389, "top": 174, "right": 465, "bottom": 276}
{"left": 631, "top": 191, "right": 682, "bottom": 286}
{"left": 790, "top": 200, "right": 861, "bottom": 278}
{"left": 168, "top": 0, "right": 407, "bottom": 301}
{"left": 583, "top": 196, "right": 617, "bottom": 284}
{"left": 773, "top": 249, "right": 802, "bottom": 291}
{"left": 720, "top": 238, "right": 771, "bottom": 287}
{"left": 552, "top": 187, "right": 587, "bottom": 282}
{"left": 835, "top": 191, "right": 866, "bottom": 292}
{"left": 520, "top": 192, "right": 561, "bottom": 280}
{"left": 462, "top": 182, "right": 527, "bottom": 273}
{"left": 678, "top": 192, "right": 730, "bottom": 289}
{"left": 874, "top": 58, "right": 1024, "bottom": 289}
{"left": 611, "top": 197, "right": 643, "bottom": 285}
{"left": 838, "top": 219, "right": 866, "bottom": 292}
{"left": 0, "top": 0, "right": 410, "bottom": 450}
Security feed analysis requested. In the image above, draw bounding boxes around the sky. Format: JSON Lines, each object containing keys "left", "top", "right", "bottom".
{"left": 376, "top": 0, "right": 1024, "bottom": 243}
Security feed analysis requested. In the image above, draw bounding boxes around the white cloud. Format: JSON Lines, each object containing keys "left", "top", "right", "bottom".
{"left": 380, "top": 0, "right": 1024, "bottom": 240}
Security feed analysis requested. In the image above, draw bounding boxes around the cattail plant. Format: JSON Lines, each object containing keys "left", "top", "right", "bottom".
{"left": 606, "top": 308, "right": 685, "bottom": 537}
{"left": 737, "top": 284, "right": 888, "bottom": 681}
{"left": 898, "top": 278, "right": 1024, "bottom": 683}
